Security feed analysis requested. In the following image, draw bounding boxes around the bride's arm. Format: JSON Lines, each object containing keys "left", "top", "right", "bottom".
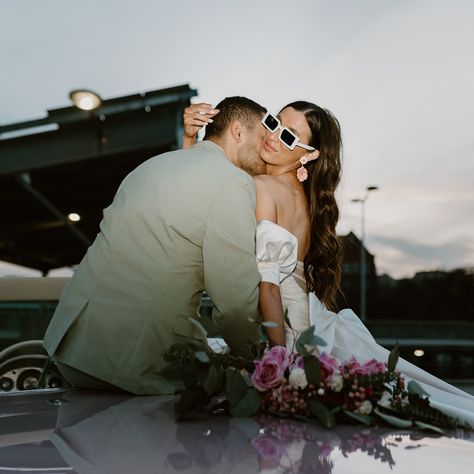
{"left": 182, "top": 103, "right": 219, "bottom": 149}
{"left": 259, "top": 282, "right": 286, "bottom": 347}
{"left": 254, "top": 176, "right": 286, "bottom": 347}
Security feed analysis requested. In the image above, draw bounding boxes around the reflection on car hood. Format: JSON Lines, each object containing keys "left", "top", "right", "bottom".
{"left": 0, "top": 388, "right": 473, "bottom": 473}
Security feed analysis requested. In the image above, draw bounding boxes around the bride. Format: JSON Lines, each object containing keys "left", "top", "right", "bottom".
{"left": 183, "top": 101, "right": 474, "bottom": 425}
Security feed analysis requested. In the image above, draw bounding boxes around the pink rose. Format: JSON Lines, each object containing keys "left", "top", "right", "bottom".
{"left": 362, "top": 359, "right": 387, "bottom": 375}
{"left": 319, "top": 352, "right": 339, "bottom": 384}
{"left": 251, "top": 436, "right": 284, "bottom": 469}
{"left": 268, "top": 346, "right": 290, "bottom": 370}
{"left": 341, "top": 357, "right": 366, "bottom": 376}
{"left": 252, "top": 348, "right": 288, "bottom": 391}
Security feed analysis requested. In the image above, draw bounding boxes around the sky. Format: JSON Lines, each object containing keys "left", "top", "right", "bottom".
{"left": 1, "top": 0, "right": 473, "bottom": 278}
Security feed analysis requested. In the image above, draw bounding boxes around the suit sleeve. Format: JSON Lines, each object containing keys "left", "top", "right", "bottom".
{"left": 203, "top": 173, "right": 261, "bottom": 357}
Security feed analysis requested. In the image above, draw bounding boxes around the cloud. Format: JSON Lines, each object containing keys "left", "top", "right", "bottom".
{"left": 370, "top": 234, "right": 474, "bottom": 278}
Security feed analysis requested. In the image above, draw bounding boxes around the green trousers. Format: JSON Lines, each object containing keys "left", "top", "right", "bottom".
{"left": 55, "top": 361, "right": 128, "bottom": 392}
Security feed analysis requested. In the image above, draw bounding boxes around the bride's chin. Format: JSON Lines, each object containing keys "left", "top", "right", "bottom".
{"left": 259, "top": 150, "right": 274, "bottom": 164}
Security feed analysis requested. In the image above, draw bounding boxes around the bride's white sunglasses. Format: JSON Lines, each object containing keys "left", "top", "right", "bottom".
{"left": 261, "top": 112, "right": 316, "bottom": 151}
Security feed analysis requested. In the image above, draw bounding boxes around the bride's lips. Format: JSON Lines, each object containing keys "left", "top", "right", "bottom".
{"left": 263, "top": 139, "right": 277, "bottom": 152}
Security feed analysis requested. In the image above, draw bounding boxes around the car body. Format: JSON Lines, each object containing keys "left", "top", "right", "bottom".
{"left": 1, "top": 387, "right": 473, "bottom": 473}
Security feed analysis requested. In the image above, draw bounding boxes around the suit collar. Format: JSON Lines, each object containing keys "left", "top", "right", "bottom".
{"left": 193, "top": 140, "right": 226, "bottom": 155}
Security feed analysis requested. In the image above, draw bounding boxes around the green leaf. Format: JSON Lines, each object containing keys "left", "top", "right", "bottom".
{"left": 388, "top": 343, "right": 400, "bottom": 372}
{"left": 203, "top": 364, "right": 225, "bottom": 396}
{"left": 269, "top": 410, "right": 290, "bottom": 418}
{"left": 304, "top": 356, "right": 320, "bottom": 386}
{"left": 296, "top": 326, "right": 327, "bottom": 351}
{"left": 297, "top": 325, "right": 316, "bottom": 345}
{"left": 195, "top": 351, "right": 210, "bottom": 363}
{"left": 296, "top": 340, "right": 310, "bottom": 356}
{"left": 308, "top": 334, "right": 327, "bottom": 347}
{"left": 174, "top": 389, "right": 209, "bottom": 418}
{"left": 407, "top": 380, "right": 430, "bottom": 397}
{"left": 161, "top": 361, "right": 186, "bottom": 378}
{"left": 414, "top": 420, "right": 446, "bottom": 434}
{"left": 308, "top": 399, "right": 335, "bottom": 428}
{"left": 230, "top": 388, "right": 261, "bottom": 417}
{"left": 343, "top": 410, "right": 375, "bottom": 426}
{"left": 374, "top": 408, "right": 413, "bottom": 428}
{"left": 261, "top": 321, "right": 280, "bottom": 328}
{"left": 284, "top": 308, "right": 292, "bottom": 329}
{"left": 163, "top": 343, "right": 189, "bottom": 359}
{"left": 294, "top": 414, "right": 310, "bottom": 422}
{"left": 225, "top": 368, "right": 248, "bottom": 405}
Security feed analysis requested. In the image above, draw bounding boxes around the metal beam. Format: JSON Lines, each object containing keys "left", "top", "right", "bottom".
{"left": 0, "top": 109, "right": 176, "bottom": 176}
{"left": 15, "top": 173, "right": 91, "bottom": 247}
{"left": 0, "top": 84, "right": 197, "bottom": 176}
{"left": 0, "top": 84, "right": 197, "bottom": 133}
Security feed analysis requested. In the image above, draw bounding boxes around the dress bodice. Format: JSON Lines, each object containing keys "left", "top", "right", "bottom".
{"left": 256, "top": 220, "right": 299, "bottom": 285}
{"left": 256, "top": 220, "right": 310, "bottom": 348}
{"left": 256, "top": 220, "right": 308, "bottom": 294}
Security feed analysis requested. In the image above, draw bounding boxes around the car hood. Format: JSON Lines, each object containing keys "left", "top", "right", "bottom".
{"left": 1, "top": 388, "right": 473, "bottom": 473}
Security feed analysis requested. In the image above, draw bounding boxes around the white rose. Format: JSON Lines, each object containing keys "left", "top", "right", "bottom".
{"left": 377, "top": 390, "right": 392, "bottom": 408}
{"left": 289, "top": 368, "right": 308, "bottom": 389}
{"left": 357, "top": 400, "right": 373, "bottom": 415}
{"left": 330, "top": 374, "right": 344, "bottom": 392}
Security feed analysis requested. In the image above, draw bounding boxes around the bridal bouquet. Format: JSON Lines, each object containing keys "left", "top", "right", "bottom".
{"left": 163, "top": 321, "right": 468, "bottom": 432}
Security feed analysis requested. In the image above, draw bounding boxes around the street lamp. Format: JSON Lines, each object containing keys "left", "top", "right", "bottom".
{"left": 69, "top": 89, "right": 102, "bottom": 111}
{"left": 351, "top": 185, "right": 379, "bottom": 322}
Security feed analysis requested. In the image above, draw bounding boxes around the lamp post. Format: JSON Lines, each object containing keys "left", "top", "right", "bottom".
{"left": 351, "top": 186, "right": 378, "bottom": 322}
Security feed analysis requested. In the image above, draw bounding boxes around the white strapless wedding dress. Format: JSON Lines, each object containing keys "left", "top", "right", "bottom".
{"left": 253, "top": 220, "right": 474, "bottom": 425}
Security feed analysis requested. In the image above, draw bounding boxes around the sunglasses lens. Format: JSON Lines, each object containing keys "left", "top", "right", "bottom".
{"left": 264, "top": 114, "right": 279, "bottom": 131}
{"left": 280, "top": 128, "right": 297, "bottom": 148}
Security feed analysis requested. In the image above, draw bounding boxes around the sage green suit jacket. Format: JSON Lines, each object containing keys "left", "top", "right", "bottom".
{"left": 43, "top": 141, "right": 261, "bottom": 394}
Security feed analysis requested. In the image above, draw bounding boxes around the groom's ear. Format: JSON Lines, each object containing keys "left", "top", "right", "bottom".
{"left": 229, "top": 120, "right": 243, "bottom": 143}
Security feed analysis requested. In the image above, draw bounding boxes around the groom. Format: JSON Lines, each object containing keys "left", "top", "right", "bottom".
{"left": 44, "top": 96, "right": 267, "bottom": 395}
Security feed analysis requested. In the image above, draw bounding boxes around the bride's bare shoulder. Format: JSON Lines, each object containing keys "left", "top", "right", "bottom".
{"left": 254, "top": 175, "right": 279, "bottom": 221}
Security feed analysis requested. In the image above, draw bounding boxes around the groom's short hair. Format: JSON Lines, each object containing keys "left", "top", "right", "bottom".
{"left": 204, "top": 96, "right": 266, "bottom": 140}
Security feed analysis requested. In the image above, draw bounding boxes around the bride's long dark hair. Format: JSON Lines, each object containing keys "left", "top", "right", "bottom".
{"left": 281, "top": 101, "right": 343, "bottom": 310}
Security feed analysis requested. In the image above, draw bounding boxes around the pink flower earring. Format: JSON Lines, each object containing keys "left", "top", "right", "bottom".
{"left": 296, "top": 150, "right": 320, "bottom": 182}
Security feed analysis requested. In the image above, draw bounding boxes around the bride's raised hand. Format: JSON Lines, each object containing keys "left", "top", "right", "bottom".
{"left": 183, "top": 103, "right": 219, "bottom": 149}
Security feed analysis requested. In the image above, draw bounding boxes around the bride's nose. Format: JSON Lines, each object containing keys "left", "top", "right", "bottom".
{"left": 268, "top": 129, "right": 279, "bottom": 143}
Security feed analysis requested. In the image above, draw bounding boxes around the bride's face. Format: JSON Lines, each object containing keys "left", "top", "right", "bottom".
{"left": 259, "top": 107, "right": 313, "bottom": 167}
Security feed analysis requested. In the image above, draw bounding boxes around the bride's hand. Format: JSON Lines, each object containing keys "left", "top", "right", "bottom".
{"left": 183, "top": 103, "right": 219, "bottom": 149}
